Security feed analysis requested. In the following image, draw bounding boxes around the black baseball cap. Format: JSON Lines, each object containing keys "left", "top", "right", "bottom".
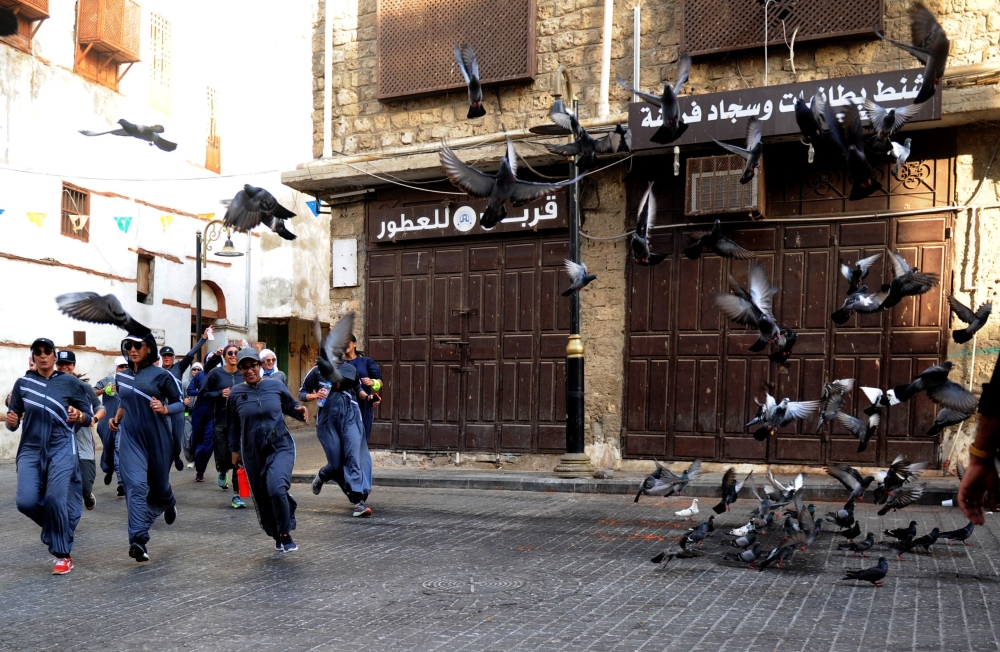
{"left": 160, "top": 346, "right": 175, "bottom": 356}
{"left": 30, "top": 338, "right": 55, "bottom": 351}
{"left": 56, "top": 350, "right": 77, "bottom": 364}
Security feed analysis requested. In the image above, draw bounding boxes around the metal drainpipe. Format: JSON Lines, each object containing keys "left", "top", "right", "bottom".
{"left": 598, "top": 0, "right": 614, "bottom": 119}
{"left": 322, "top": 0, "right": 333, "bottom": 159}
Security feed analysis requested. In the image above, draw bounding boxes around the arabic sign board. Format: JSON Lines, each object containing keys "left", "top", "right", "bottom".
{"left": 628, "top": 69, "right": 942, "bottom": 150}
{"left": 367, "top": 192, "right": 567, "bottom": 244}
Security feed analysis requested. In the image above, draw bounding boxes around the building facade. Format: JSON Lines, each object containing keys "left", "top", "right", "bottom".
{"left": 282, "top": 0, "right": 1000, "bottom": 470}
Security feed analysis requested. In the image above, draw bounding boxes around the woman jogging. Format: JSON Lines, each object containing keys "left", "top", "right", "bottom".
{"left": 199, "top": 343, "right": 246, "bottom": 507}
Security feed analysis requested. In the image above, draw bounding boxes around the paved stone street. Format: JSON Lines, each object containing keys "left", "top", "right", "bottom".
{"left": 1, "top": 462, "right": 999, "bottom": 652}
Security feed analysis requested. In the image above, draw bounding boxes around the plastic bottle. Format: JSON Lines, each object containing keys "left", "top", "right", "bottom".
{"left": 317, "top": 381, "right": 332, "bottom": 407}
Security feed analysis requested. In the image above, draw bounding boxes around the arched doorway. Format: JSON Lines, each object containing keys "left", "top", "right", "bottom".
{"left": 190, "top": 281, "right": 227, "bottom": 348}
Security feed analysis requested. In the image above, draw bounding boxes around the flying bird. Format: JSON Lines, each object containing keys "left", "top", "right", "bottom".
{"left": 313, "top": 312, "right": 356, "bottom": 384}
{"left": 56, "top": 293, "right": 150, "bottom": 337}
{"left": 826, "top": 463, "right": 876, "bottom": 503}
{"left": 224, "top": 185, "right": 297, "bottom": 240}
{"left": 615, "top": 54, "right": 691, "bottom": 145}
{"left": 683, "top": 219, "right": 755, "bottom": 260}
{"left": 879, "top": 250, "right": 939, "bottom": 310}
{"left": 836, "top": 410, "right": 880, "bottom": 452}
{"left": 794, "top": 95, "right": 825, "bottom": 145}
{"left": 877, "top": 2, "right": 950, "bottom": 105}
{"left": 712, "top": 468, "right": 751, "bottom": 513}
{"left": 873, "top": 455, "right": 928, "bottom": 504}
{"left": 767, "top": 327, "right": 798, "bottom": 364}
{"left": 825, "top": 102, "right": 882, "bottom": 201}
{"left": 80, "top": 119, "right": 178, "bottom": 152}
{"left": 711, "top": 117, "right": 763, "bottom": 184}
{"left": 892, "top": 361, "right": 977, "bottom": 413}
{"left": 561, "top": 260, "right": 597, "bottom": 297}
{"left": 544, "top": 110, "right": 618, "bottom": 171}
{"left": 877, "top": 484, "right": 926, "bottom": 516}
{"left": 746, "top": 392, "right": 821, "bottom": 441}
{"left": 862, "top": 99, "right": 922, "bottom": 148}
{"left": 861, "top": 386, "right": 900, "bottom": 415}
{"left": 842, "top": 557, "right": 888, "bottom": 587}
{"left": 947, "top": 295, "right": 992, "bottom": 344}
{"left": 0, "top": 6, "right": 17, "bottom": 37}
{"left": 453, "top": 44, "right": 486, "bottom": 119}
{"left": 630, "top": 182, "right": 666, "bottom": 266}
{"left": 713, "top": 263, "right": 783, "bottom": 353}
{"left": 675, "top": 499, "right": 699, "bottom": 520}
{"left": 938, "top": 522, "right": 974, "bottom": 546}
{"left": 607, "top": 122, "right": 632, "bottom": 153}
{"left": 634, "top": 464, "right": 672, "bottom": 503}
{"left": 657, "top": 458, "right": 703, "bottom": 497}
{"left": 927, "top": 406, "right": 974, "bottom": 437}
{"left": 765, "top": 469, "right": 804, "bottom": 502}
{"left": 840, "top": 252, "right": 883, "bottom": 295}
{"left": 816, "top": 378, "right": 856, "bottom": 432}
{"left": 440, "top": 132, "right": 577, "bottom": 229}
{"left": 890, "top": 138, "right": 912, "bottom": 177}
{"left": 838, "top": 532, "right": 876, "bottom": 557}
{"left": 831, "top": 285, "right": 887, "bottom": 324}
{"left": 837, "top": 521, "right": 862, "bottom": 542}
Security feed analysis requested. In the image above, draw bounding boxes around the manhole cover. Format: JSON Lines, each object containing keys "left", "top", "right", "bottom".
{"left": 421, "top": 576, "right": 525, "bottom": 595}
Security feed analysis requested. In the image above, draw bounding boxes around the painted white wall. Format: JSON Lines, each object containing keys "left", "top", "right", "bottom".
{"left": 0, "top": 0, "right": 321, "bottom": 457}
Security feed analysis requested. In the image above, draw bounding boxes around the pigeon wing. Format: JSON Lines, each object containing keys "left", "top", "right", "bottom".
{"left": 151, "top": 133, "right": 177, "bottom": 152}
{"left": 711, "top": 137, "right": 752, "bottom": 161}
{"left": 615, "top": 75, "right": 661, "bottom": 107}
{"left": 975, "top": 302, "right": 993, "bottom": 322}
{"left": 56, "top": 292, "right": 150, "bottom": 337}
{"left": 784, "top": 400, "right": 821, "bottom": 421}
{"left": 888, "top": 484, "right": 925, "bottom": 509}
{"left": 745, "top": 117, "right": 762, "bottom": 151}
{"left": 860, "top": 386, "right": 884, "bottom": 406}
{"left": 459, "top": 44, "right": 480, "bottom": 80}
{"left": 453, "top": 45, "right": 471, "bottom": 83}
{"left": 223, "top": 189, "right": 262, "bottom": 232}
{"left": 317, "top": 312, "right": 356, "bottom": 383}
{"left": 889, "top": 250, "right": 911, "bottom": 278}
{"left": 635, "top": 182, "right": 655, "bottom": 238}
{"left": 549, "top": 110, "right": 581, "bottom": 137}
{"left": 713, "top": 293, "right": 759, "bottom": 327}
{"left": 747, "top": 262, "right": 778, "bottom": 317}
{"left": 79, "top": 128, "right": 129, "bottom": 137}
{"left": 674, "top": 53, "right": 692, "bottom": 94}
{"left": 926, "top": 381, "right": 978, "bottom": 413}
{"left": 862, "top": 99, "right": 888, "bottom": 131}
{"left": 856, "top": 252, "right": 882, "bottom": 275}
{"left": 439, "top": 144, "right": 497, "bottom": 197}
{"left": 508, "top": 177, "right": 574, "bottom": 204}
{"left": 910, "top": 3, "right": 946, "bottom": 54}
{"left": 835, "top": 411, "right": 869, "bottom": 440}
{"left": 890, "top": 103, "right": 923, "bottom": 133}
{"left": 713, "top": 237, "right": 755, "bottom": 259}
{"left": 720, "top": 467, "right": 737, "bottom": 490}
{"left": 947, "top": 295, "right": 977, "bottom": 324}
{"left": 685, "top": 458, "right": 703, "bottom": 478}
{"left": 545, "top": 141, "right": 586, "bottom": 157}
{"left": 563, "top": 259, "right": 588, "bottom": 285}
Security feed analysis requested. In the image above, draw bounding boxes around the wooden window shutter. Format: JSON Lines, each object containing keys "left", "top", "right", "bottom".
{"left": 148, "top": 12, "right": 172, "bottom": 114}
{"left": 205, "top": 87, "right": 221, "bottom": 173}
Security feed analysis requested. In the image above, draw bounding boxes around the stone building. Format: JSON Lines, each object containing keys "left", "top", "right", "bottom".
{"left": 282, "top": 0, "right": 1000, "bottom": 472}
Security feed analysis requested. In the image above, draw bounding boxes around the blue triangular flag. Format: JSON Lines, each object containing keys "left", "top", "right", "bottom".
{"left": 114, "top": 216, "right": 133, "bottom": 233}
{"left": 307, "top": 200, "right": 320, "bottom": 217}
{"left": 0, "top": 209, "right": 5, "bottom": 214}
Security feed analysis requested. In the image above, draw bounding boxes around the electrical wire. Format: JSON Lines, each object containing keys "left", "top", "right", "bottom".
{"left": 0, "top": 163, "right": 281, "bottom": 182}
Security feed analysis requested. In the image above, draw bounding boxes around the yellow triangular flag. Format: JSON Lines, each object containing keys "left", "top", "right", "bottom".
{"left": 160, "top": 215, "right": 174, "bottom": 232}
{"left": 27, "top": 212, "right": 46, "bottom": 226}
{"left": 196, "top": 213, "right": 215, "bottom": 221}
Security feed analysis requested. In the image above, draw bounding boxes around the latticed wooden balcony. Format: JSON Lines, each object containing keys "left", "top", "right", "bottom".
{"left": 77, "top": 0, "right": 141, "bottom": 64}
{"left": 0, "top": 0, "right": 48, "bottom": 21}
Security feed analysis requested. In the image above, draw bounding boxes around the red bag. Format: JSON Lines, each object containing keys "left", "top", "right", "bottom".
{"left": 236, "top": 467, "right": 251, "bottom": 498}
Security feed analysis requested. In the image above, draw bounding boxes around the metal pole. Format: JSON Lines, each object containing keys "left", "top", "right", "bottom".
{"left": 195, "top": 231, "right": 203, "bottom": 342}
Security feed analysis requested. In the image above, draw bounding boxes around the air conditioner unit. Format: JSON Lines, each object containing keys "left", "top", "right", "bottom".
{"left": 685, "top": 153, "right": 765, "bottom": 218}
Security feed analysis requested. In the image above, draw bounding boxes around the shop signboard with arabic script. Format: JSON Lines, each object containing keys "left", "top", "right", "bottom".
{"left": 628, "top": 69, "right": 941, "bottom": 150}
{"left": 367, "top": 192, "right": 567, "bottom": 244}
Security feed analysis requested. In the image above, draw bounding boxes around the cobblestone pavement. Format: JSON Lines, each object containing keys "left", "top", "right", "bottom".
{"left": 1, "top": 463, "right": 998, "bottom": 652}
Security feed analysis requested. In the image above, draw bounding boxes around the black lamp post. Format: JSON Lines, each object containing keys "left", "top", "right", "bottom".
{"left": 195, "top": 220, "right": 243, "bottom": 343}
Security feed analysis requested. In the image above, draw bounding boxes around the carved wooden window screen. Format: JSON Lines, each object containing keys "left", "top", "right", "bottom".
{"left": 0, "top": 0, "right": 48, "bottom": 52}
{"left": 376, "top": 0, "right": 536, "bottom": 101}
{"left": 205, "top": 87, "right": 221, "bottom": 174}
{"left": 148, "top": 12, "right": 172, "bottom": 114}
{"left": 61, "top": 184, "right": 91, "bottom": 243}
{"left": 685, "top": 154, "right": 764, "bottom": 216}
{"left": 681, "top": 0, "right": 883, "bottom": 57}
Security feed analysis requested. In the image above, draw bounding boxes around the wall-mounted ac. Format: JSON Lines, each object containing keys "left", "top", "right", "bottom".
{"left": 685, "top": 154, "right": 765, "bottom": 218}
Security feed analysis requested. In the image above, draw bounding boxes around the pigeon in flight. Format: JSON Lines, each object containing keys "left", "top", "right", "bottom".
{"left": 56, "top": 293, "right": 151, "bottom": 337}
{"left": 80, "top": 119, "right": 177, "bottom": 152}
{"left": 561, "top": 260, "right": 596, "bottom": 297}
{"left": 839, "top": 532, "right": 876, "bottom": 557}
{"left": 0, "top": 6, "right": 17, "bottom": 36}
{"left": 634, "top": 464, "right": 672, "bottom": 503}
{"left": 683, "top": 219, "right": 755, "bottom": 260}
{"left": 224, "top": 185, "right": 297, "bottom": 240}
{"left": 712, "top": 468, "right": 752, "bottom": 513}
{"left": 861, "top": 386, "right": 900, "bottom": 415}
{"left": 826, "top": 463, "right": 876, "bottom": 503}
{"left": 794, "top": 95, "right": 825, "bottom": 146}
{"left": 892, "top": 361, "right": 977, "bottom": 413}
{"left": 608, "top": 122, "right": 632, "bottom": 153}
{"left": 724, "top": 542, "right": 763, "bottom": 566}
{"left": 947, "top": 295, "right": 992, "bottom": 344}
{"left": 544, "top": 110, "right": 618, "bottom": 171}
{"left": 878, "top": 250, "right": 939, "bottom": 311}
{"left": 927, "top": 406, "right": 974, "bottom": 437}
{"left": 630, "top": 182, "right": 666, "bottom": 266}
{"left": 767, "top": 327, "right": 798, "bottom": 364}
{"left": 657, "top": 458, "right": 702, "bottom": 497}
{"left": 862, "top": 98, "right": 922, "bottom": 150}
{"left": 840, "top": 252, "right": 882, "bottom": 295}
{"left": 746, "top": 392, "right": 820, "bottom": 441}
{"left": 453, "top": 44, "right": 486, "bottom": 119}
{"left": 837, "top": 521, "right": 862, "bottom": 543}
{"left": 615, "top": 54, "right": 691, "bottom": 145}
{"left": 873, "top": 455, "right": 928, "bottom": 504}
{"left": 842, "top": 557, "right": 888, "bottom": 586}
{"left": 890, "top": 138, "right": 912, "bottom": 177}
{"left": 883, "top": 521, "right": 917, "bottom": 541}
{"left": 713, "top": 263, "right": 783, "bottom": 353}
{"left": 313, "top": 312, "right": 356, "bottom": 384}
{"left": 836, "top": 410, "right": 880, "bottom": 453}
{"left": 675, "top": 499, "right": 699, "bottom": 520}
{"left": 765, "top": 469, "right": 804, "bottom": 502}
{"left": 877, "top": 483, "right": 926, "bottom": 516}
{"left": 816, "top": 378, "right": 855, "bottom": 432}
{"left": 938, "top": 522, "right": 974, "bottom": 546}
{"left": 831, "top": 285, "right": 887, "bottom": 324}
{"left": 440, "top": 131, "right": 577, "bottom": 229}
{"left": 711, "top": 117, "right": 762, "bottom": 184}
{"left": 825, "top": 102, "right": 881, "bottom": 201}
{"left": 877, "top": 2, "right": 950, "bottom": 105}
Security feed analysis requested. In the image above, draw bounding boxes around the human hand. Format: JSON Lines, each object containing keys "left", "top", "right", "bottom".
{"left": 222, "top": 387, "right": 231, "bottom": 399}
{"left": 109, "top": 417, "right": 119, "bottom": 433}
{"left": 184, "top": 397, "right": 191, "bottom": 406}
{"left": 149, "top": 398, "right": 169, "bottom": 415}
{"left": 361, "top": 377, "right": 374, "bottom": 387}
{"left": 959, "top": 455, "right": 1000, "bottom": 526}
{"left": 67, "top": 406, "right": 82, "bottom": 424}
{"left": 5, "top": 411, "right": 19, "bottom": 429}
{"left": 317, "top": 388, "right": 329, "bottom": 400}
{"left": 231, "top": 452, "right": 241, "bottom": 466}
{"left": 296, "top": 406, "right": 308, "bottom": 423}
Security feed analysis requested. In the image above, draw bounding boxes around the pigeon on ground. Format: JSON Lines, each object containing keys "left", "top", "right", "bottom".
{"left": 884, "top": 521, "right": 918, "bottom": 541}
{"left": 675, "top": 499, "right": 699, "bottom": 520}
{"left": 453, "top": 44, "right": 486, "bottom": 119}
{"left": 838, "top": 521, "right": 862, "bottom": 542}
{"left": 909, "top": 527, "right": 940, "bottom": 553}
{"left": 877, "top": 2, "right": 950, "bottom": 105}
{"left": 758, "top": 543, "right": 798, "bottom": 571}
{"left": 724, "top": 542, "right": 763, "bottom": 566}
{"left": 714, "top": 263, "right": 783, "bottom": 353}
{"left": 927, "top": 407, "right": 974, "bottom": 437}
{"left": 794, "top": 95, "right": 825, "bottom": 145}
{"left": 755, "top": 511, "right": 776, "bottom": 534}
{"left": 683, "top": 219, "right": 755, "bottom": 260}
{"left": 682, "top": 518, "right": 711, "bottom": 545}
{"left": 630, "top": 182, "right": 665, "bottom": 266}
{"left": 659, "top": 459, "right": 703, "bottom": 496}
{"left": 824, "top": 102, "right": 881, "bottom": 201}
{"left": 782, "top": 514, "right": 798, "bottom": 540}
{"left": 224, "top": 185, "right": 297, "bottom": 240}
{"left": 723, "top": 530, "right": 757, "bottom": 549}
{"left": 650, "top": 537, "right": 703, "bottom": 567}
{"left": 838, "top": 532, "right": 876, "bottom": 557}
{"left": 827, "top": 501, "right": 856, "bottom": 529}
{"left": 746, "top": 392, "right": 821, "bottom": 441}
{"left": 938, "top": 522, "right": 974, "bottom": 546}
{"left": 836, "top": 410, "right": 881, "bottom": 453}
{"left": 713, "top": 468, "right": 752, "bottom": 513}
{"left": 862, "top": 99, "right": 922, "bottom": 149}
{"left": 545, "top": 110, "right": 618, "bottom": 171}
{"left": 842, "top": 557, "right": 888, "bottom": 587}
{"left": 729, "top": 521, "right": 756, "bottom": 537}
{"left": 879, "top": 250, "right": 939, "bottom": 311}
{"left": 827, "top": 463, "right": 876, "bottom": 503}
{"left": 947, "top": 295, "right": 992, "bottom": 344}
{"left": 890, "top": 138, "right": 912, "bottom": 177}
{"left": 313, "top": 312, "right": 356, "bottom": 385}
{"left": 56, "top": 293, "right": 150, "bottom": 337}
{"left": 841, "top": 253, "right": 883, "bottom": 295}
{"left": 561, "top": 260, "right": 597, "bottom": 296}
{"left": 892, "top": 361, "right": 977, "bottom": 413}
{"left": 877, "top": 484, "right": 926, "bottom": 516}
{"left": 440, "top": 131, "right": 578, "bottom": 229}
{"left": 767, "top": 327, "right": 798, "bottom": 364}
{"left": 816, "top": 378, "right": 856, "bottom": 432}
{"left": 711, "top": 117, "right": 763, "bottom": 184}
{"left": 874, "top": 455, "right": 928, "bottom": 504}
{"left": 746, "top": 474, "right": 776, "bottom": 520}
{"left": 0, "top": 6, "right": 17, "bottom": 36}
{"left": 861, "top": 386, "right": 900, "bottom": 416}
{"left": 615, "top": 54, "right": 691, "bottom": 145}
{"left": 831, "top": 285, "right": 887, "bottom": 324}
{"left": 80, "top": 119, "right": 178, "bottom": 152}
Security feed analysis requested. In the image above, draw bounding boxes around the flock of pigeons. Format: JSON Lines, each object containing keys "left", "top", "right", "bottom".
{"left": 635, "top": 458, "right": 976, "bottom": 587}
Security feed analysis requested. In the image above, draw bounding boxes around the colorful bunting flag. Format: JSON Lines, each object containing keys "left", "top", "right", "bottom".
{"left": 114, "top": 216, "right": 133, "bottom": 233}
{"left": 307, "top": 200, "right": 320, "bottom": 217}
{"left": 196, "top": 213, "right": 215, "bottom": 220}
{"left": 69, "top": 214, "right": 90, "bottom": 234}
{"left": 27, "top": 212, "right": 46, "bottom": 226}
{"left": 160, "top": 215, "right": 174, "bottom": 232}
{"left": 0, "top": 209, "right": 5, "bottom": 215}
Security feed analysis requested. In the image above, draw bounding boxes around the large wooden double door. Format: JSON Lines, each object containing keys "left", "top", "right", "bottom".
{"left": 366, "top": 237, "right": 571, "bottom": 453}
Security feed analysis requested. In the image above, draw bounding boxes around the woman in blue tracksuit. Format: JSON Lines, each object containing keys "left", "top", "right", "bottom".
{"left": 199, "top": 344, "right": 246, "bottom": 508}
{"left": 110, "top": 334, "right": 183, "bottom": 562}
{"left": 301, "top": 363, "right": 372, "bottom": 517}
{"left": 5, "top": 337, "right": 94, "bottom": 575}
{"left": 187, "top": 360, "right": 215, "bottom": 482}
{"left": 228, "top": 349, "right": 308, "bottom": 551}
{"left": 95, "top": 357, "right": 128, "bottom": 492}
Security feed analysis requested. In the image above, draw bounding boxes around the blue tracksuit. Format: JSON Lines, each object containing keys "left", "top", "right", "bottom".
{"left": 116, "top": 364, "right": 183, "bottom": 546}
{"left": 7, "top": 370, "right": 94, "bottom": 557}
{"left": 165, "top": 338, "right": 206, "bottom": 464}
{"left": 187, "top": 371, "right": 215, "bottom": 474}
{"left": 94, "top": 376, "right": 121, "bottom": 476}
{"left": 300, "top": 367, "right": 371, "bottom": 503}
{"left": 227, "top": 379, "right": 304, "bottom": 539}
{"left": 200, "top": 366, "right": 241, "bottom": 484}
{"left": 346, "top": 356, "right": 381, "bottom": 443}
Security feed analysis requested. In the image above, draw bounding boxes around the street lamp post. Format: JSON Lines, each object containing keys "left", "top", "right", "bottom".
{"left": 195, "top": 220, "right": 243, "bottom": 344}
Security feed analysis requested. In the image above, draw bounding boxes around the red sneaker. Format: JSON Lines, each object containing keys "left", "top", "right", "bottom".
{"left": 52, "top": 558, "right": 73, "bottom": 575}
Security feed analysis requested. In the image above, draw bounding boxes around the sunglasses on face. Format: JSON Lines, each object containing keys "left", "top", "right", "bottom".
{"left": 32, "top": 346, "right": 54, "bottom": 356}
{"left": 225, "top": 350, "right": 239, "bottom": 357}
{"left": 238, "top": 361, "right": 260, "bottom": 371}
{"left": 122, "top": 341, "right": 146, "bottom": 351}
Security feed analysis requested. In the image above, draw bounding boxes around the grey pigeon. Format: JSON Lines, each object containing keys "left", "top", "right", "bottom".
{"left": 615, "top": 54, "right": 691, "bottom": 144}
{"left": 883, "top": 520, "right": 917, "bottom": 541}
{"left": 879, "top": 250, "right": 939, "bottom": 311}
{"left": 712, "top": 468, "right": 752, "bottom": 514}
{"left": 831, "top": 285, "right": 887, "bottom": 324}
{"left": 630, "top": 182, "right": 665, "bottom": 266}
{"left": 711, "top": 117, "right": 762, "bottom": 184}
{"left": 544, "top": 110, "right": 616, "bottom": 171}
{"left": 453, "top": 44, "right": 486, "bottom": 119}
{"left": 713, "top": 262, "right": 783, "bottom": 353}
{"left": 56, "top": 293, "right": 150, "bottom": 337}
{"left": 824, "top": 102, "right": 881, "bottom": 201}
{"left": 890, "top": 138, "right": 912, "bottom": 177}
{"left": 816, "top": 378, "right": 855, "bottom": 432}
{"left": 746, "top": 392, "right": 821, "bottom": 441}
{"left": 842, "top": 557, "right": 888, "bottom": 586}
{"left": 649, "top": 536, "right": 703, "bottom": 567}
{"left": 724, "top": 542, "right": 762, "bottom": 565}
{"left": 892, "top": 361, "right": 977, "bottom": 413}
{"left": 607, "top": 122, "right": 632, "bottom": 153}
{"left": 826, "top": 501, "right": 856, "bottom": 529}
{"left": 757, "top": 543, "right": 797, "bottom": 571}
{"left": 947, "top": 295, "right": 992, "bottom": 344}
{"left": 938, "top": 522, "right": 974, "bottom": 546}
{"left": 440, "top": 130, "right": 578, "bottom": 229}
{"left": 837, "top": 521, "right": 862, "bottom": 542}
{"left": 658, "top": 458, "right": 703, "bottom": 497}
{"left": 840, "top": 252, "right": 882, "bottom": 295}
{"left": 313, "top": 312, "right": 356, "bottom": 385}
{"left": 80, "top": 119, "right": 177, "bottom": 152}
{"left": 862, "top": 99, "right": 922, "bottom": 147}
{"left": 877, "top": 484, "right": 925, "bottom": 516}
{"left": 861, "top": 386, "right": 900, "bottom": 415}
{"left": 826, "top": 463, "right": 876, "bottom": 503}
{"left": 838, "top": 532, "right": 876, "bottom": 557}
{"left": 683, "top": 516, "right": 713, "bottom": 545}
{"left": 224, "top": 185, "right": 297, "bottom": 240}
{"left": 723, "top": 530, "right": 757, "bottom": 549}
{"left": 634, "top": 464, "right": 672, "bottom": 503}
{"left": 561, "top": 260, "right": 596, "bottom": 296}
{"left": 683, "top": 219, "right": 755, "bottom": 260}
{"left": 794, "top": 95, "right": 825, "bottom": 145}
{"left": 877, "top": 2, "right": 950, "bottom": 105}
{"left": 836, "top": 410, "right": 880, "bottom": 453}
{"left": 873, "top": 455, "right": 927, "bottom": 504}
{"left": 927, "top": 407, "right": 973, "bottom": 437}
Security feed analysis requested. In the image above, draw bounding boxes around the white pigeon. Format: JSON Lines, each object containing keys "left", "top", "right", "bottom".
{"left": 675, "top": 499, "right": 699, "bottom": 519}
{"left": 729, "top": 521, "right": 756, "bottom": 537}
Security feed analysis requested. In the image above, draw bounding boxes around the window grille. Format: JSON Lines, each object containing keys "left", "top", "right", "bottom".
{"left": 685, "top": 154, "right": 764, "bottom": 217}
{"left": 61, "top": 184, "right": 91, "bottom": 242}
{"left": 136, "top": 254, "right": 154, "bottom": 304}
{"left": 148, "top": 12, "right": 172, "bottom": 113}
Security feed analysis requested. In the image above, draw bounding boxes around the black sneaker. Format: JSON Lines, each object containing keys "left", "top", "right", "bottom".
{"left": 129, "top": 542, "right": 149, "bottom": 562}
{"left": 164, "top": 505, "right": 177, "bottom": 525}
{"left": 352, "top": 501, "right": 372, "bottom": 517}
{"left": 311, "top": 474, "right": 323, "bottom": 496}
{"left": 279, "top": 534, "right": 298, "bottom": 552}
{"left": 174, "top": 457, "right": 183, "bottom": 471}
{"left": 103, "top": 470, "right": 114, "bottom": 486}
{"left": 84, "top": 493, "right": 96, "bottom": 510}
{"left": 274, "top": 539, "right": 282, "bottom": 551}
{"left": 116, "top": 484, "right": 125, "bottom": 498}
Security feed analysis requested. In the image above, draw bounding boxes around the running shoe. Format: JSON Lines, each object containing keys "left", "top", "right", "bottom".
{"left": 116, "top": 484, "right": 125, "bottom": 497}
{"left": 103, "top": 470, "right": 114, "bottom": 486}
{"left": 311, "top": 474, "right": 323, "bottom": 495}
{"left": 52, "top": 558, "right": 73, "bottom": 575}
{"left": 195, "top": 474, "right": 204, "bottom": 483}
{"left": 352, "top": 501, "right": 372, "bottom": 518}
{"left": 129, "top": 542, "right": 149, "bottom": 562}
{"left": 164, "top": 505, "right": 177, "bottom": 525}
{"left": 217, "top": 472, "right": 229, "bottom": 489}
{"left": 274, "top": 540, "right": 282, "bottom": 551}
{"left": 231, "top": 495, "right": 246, "bottom": 509}
{"left": 84, "top": 493, "right": 96, "bottom": 510}
{"left": 279, "top": 535, "right": 298, "bottom": 552}
{"left": 174, "top": 457, "right": 183, "bottom": 471}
